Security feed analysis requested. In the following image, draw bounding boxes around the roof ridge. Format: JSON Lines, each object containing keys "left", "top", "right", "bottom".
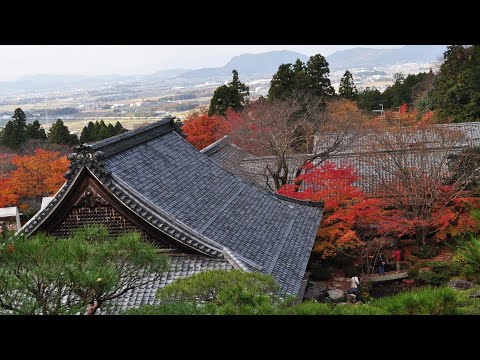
{"left": 89, "top": 116, "right": 178, "bottom": 157}
{"left": 274, "top": 193, "right": 324, "bottom": 208}
{"left": 201, "top": 135, "right": 231, "bottom": 156}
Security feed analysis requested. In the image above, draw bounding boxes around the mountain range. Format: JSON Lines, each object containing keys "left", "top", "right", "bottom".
{"left": 0, "top": 46, "right": 448, "bottom": 94}
{"left": 326, "top": 45, "right": 447, "bottom": 69}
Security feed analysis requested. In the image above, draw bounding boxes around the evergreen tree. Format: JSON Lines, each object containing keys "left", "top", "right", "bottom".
{"left": 25, "top": 120, "right": 47, "bottom": 140}
{"left": 106, "top": 123, "right": 116, "bottom": 138}
{"left": 2, "top": 108, "right": 27, "bottom": 148}
{"left": 90, "top": 121, "right": 100, "bottom": 141}
{"left": 95, "top": 120, "right": 108, "bottom": 140}
{"left": 114, "top": 121, "right": 127, "bottom": 135}
{"left": 356, "top": 87, "right": 384, "bottom": 112}
{"left": 268, "top": 63, "right": 295, "bottom": 101}
{"left": 428, "top": 45, "right": 480, "bottom": 122}
{"left": 79, "top": 121, "right": 95, "bottom": 143}
{"left": 339, "top": 70, "right": 358, "bottom": 100}
{"left": 208, "top": 70, "right": 250, "bottom": 116}
{"left": 268, "top": 54, "right": 334, "bottom": 102}
{"left": 305, "top": 54, "right": 335, "bottom": 97}
{"left": 48, "top": 119, "right": 78, "bottom": 145}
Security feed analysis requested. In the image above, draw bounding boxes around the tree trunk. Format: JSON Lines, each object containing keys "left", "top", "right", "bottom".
{"left": 84, "top": 301, "right": 101, "bottom": 315}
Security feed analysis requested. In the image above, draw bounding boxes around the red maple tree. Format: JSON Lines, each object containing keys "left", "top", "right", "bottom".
{"left": 379, "top": 183, "right": 479, "bottom": 244}
{"left": 278, "top": 161, "right": 383, "bottom": 258}
{"left": 182, "top": 111, "right": 229, "bottom": 150}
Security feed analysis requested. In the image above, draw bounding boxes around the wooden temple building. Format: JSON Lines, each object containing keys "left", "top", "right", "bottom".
{"left": 17, "top": 117, "right": 323, "bottom": 313}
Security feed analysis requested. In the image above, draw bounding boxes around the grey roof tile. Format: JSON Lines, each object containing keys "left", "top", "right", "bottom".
{"left": 102, "top": 255, "right": 232, "bottom": 314}
{"left": 90, "top": 120, "right": 323, "bottom": 296}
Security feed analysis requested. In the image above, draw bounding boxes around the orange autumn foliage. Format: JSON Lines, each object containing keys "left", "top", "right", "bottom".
{"left": 182, "top": 111, "right": 229, "bottom": 150}
{"left": 0, "top": 177, "right": 19, "bottom": 207}
{"left": 278, "top": 161, "right": 383, "bottom": 258}
{"left": 0, "top": 149, "right": 68, "bottom": 208}
{"left": 383, "top": 104, "right": 439, "bottom": 126}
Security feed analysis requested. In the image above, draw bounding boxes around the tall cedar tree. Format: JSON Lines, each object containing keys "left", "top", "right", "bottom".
{"left": 278, "top": 161, "right": 382, "bottom": 258}
{"left": 80, "top": 121, "right": 95, "bottom": 143}
{"left": 182, "top": 111, "right": 229, "bottom": 150}
{"left": 48, "top": 119, "right": 78, "bottom": 145}
{"left": 25, "top": 120, "right": 47, "bottom": 140}
{"left": 208, "top": 70, "right": 250, "bottom": 116}
{"left": 2, "top": 108, "right": 27, "bottom": 149}
{"left": 428, "top": 45, "right": 480, "bottom": 122}
{"left": 339, "top": 70, "right": 358, "bottom": 100}
{"left": 268, "top": 54, "right": 335, "bottom": 103}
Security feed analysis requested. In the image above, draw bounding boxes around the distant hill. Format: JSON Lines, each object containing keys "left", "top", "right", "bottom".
{"left": 147, "top": 68, "right": 191, "bottom": 80}
{"left": 178, "top": 50, "right": 309, "bottom": 80}
{"left": 0, "top": 73, "right": 130, "bottom": 93}
{"left": 326, "top": 45, "right": 447, "bottom": 70}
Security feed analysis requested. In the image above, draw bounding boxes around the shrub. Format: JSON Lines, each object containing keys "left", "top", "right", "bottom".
{"left": 456, "top": 236, "right": 480, "bottom": 272}
{"left": 414, "top": 261, "right": 461, "bottom": 285}
{"left": 453, "top": 286, "right": 480, "bottom": 315}
{"left": 418, "top": 270, "right": 448, "bottom": 286}
{"left": 371, "top": 287, "right": 457, "bottom": 315}
{"left": 280, "top": 301, "right": 333, "bottom": 315}
{"left": 411, "top": 244, "right": 440, "bottom": 259}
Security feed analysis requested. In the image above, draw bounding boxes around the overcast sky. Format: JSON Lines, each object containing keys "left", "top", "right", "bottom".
{"left": 0, "top": 45, "right": 404, "bottom": 81}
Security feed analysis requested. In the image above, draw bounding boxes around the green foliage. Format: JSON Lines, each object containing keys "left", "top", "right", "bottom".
{"left": 339, "top": 70, "right": 358, "bottom": 100}
{"left": 356, "top": 87, "right": 383, "bottom": 112}
{"left": 418, "top": 270, "right": 448, "bottom": 286}
{"left": 209, "top": 70, "right": 250, "bottom": 116}
{"left": 381, "top": 72, "right": 432, "bottom": 109}
{"left": 370, "top": 286, "right": 457, "bottom": 315}
{"left": 47, "top": 119, "right": 78, "bottom": 145}
{"left": 268, "top": 54, "right": 334, "bottom": 103}
{"left": 428, "top": 45, "right": 480, "bottom": 122}
{"left": 25, "top": 120, "right": 47, "bottom": 140}
{"left": 414, "top": 261, "right": 461, "bottom": 286}
{"left": 452, "top": 286, "right": 480, "bottom": 315}
{"left": 411, "top": 243, "right": 440, "bottom": 259}
{"left": 279, "top": 301, "right": 333, "bottom": 315}
{"left": 2, "top": 108, "right": 27, "bottom": 149}
{"left": 0, "top": 225, "right": 168, "bottom": 315}
{"left": 157, "top": 270, "right": 286, "bottom": 315}
{"left": 128, "top": 283, "right": 460, "bottom": 315}
{"left": 79, "top": 121, "right": 95, "bottom": 143}
{"left": 456, "top": 236, "right": 480, "bottom": 273}
{"left": 123, "top": 302, "right": 207, "bottom": 315}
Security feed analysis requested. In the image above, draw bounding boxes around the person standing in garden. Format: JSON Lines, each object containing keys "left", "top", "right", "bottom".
{"left": 393, "top": 248, "right": 402, "bottom": 273}
{"left": 378, "top": 253, "right": 386, "bottom": 276}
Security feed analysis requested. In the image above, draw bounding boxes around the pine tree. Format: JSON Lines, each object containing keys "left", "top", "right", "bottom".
{"left": 339, "top": 70, "right": 358, "bottom": 100}
{"left": 208, "top": 70, "right": 250, "bottom": 116}
{"left": 2, "top": 108, "right": 27, "bottom": 148}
